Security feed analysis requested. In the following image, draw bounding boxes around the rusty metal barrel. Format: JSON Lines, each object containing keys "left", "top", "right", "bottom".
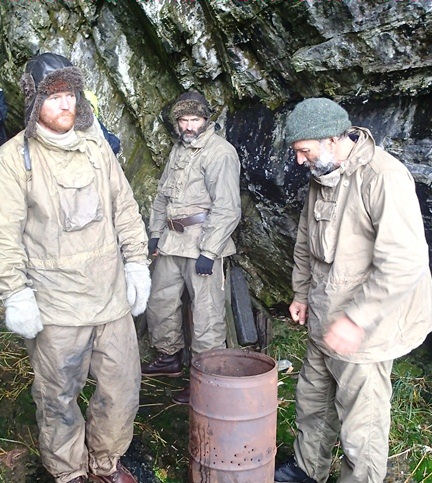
{"left": 189, "top": 348, "right": 278, "bottom": 482}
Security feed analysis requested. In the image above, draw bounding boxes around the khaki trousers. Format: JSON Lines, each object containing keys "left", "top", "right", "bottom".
{"left": 294, "top": 341, "right": 393, "bottom": 483}
{"left": 25, "top": 314, "right": 141, "bottom": 483}
{"left": 146, "top": 255, "right": 226, "bottom": 355}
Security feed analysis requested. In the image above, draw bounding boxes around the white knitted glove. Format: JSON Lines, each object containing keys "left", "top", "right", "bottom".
{"left": 124, "top": 262, "right": 151, "bottom": 316}
{"left": 4, "top": 288, "right": 43, "bottom": 339}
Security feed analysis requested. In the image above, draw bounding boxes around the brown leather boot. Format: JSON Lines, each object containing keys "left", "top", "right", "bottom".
{"left": 89, "top": 461, "right": 136, "bottom": 483}
{"left": 172, "top": 384, "right": 190, "bottom": 405}
{"left": 141, "top": 351, "right": 183, "bottom": 377}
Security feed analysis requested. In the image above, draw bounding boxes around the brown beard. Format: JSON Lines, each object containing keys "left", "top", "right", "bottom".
{"left": 39, "top": 112, "right": 76, "bottom": 133}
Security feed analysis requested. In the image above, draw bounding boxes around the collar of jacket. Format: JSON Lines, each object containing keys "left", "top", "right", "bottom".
{"left": 34, "top": 119, "right": 102, "bottom": 153}
{"left": 76, "top": 119, "right": 103, "bottom": 146}
{"left": 340, "top": 127, "right": 376, "bottom": 176}
{"left": 314, "top": 167, "right": 342, "bottom": 187}
{"left": 182, "top": 121, "right": 215, "bottom": 150}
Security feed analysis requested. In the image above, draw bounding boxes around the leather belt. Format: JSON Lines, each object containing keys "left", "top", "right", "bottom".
{"left": 167, "top": 212, "right": 207, "bottom": 233}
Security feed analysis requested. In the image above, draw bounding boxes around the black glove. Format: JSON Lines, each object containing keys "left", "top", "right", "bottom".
{"left": 195, "top": 255, "right": 214, "bottom": 275}
{"left": 148, "top": 237, "right": 159, "bottom": 256}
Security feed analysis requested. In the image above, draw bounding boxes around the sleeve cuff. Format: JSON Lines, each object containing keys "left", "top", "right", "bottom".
{"left": 293, "top": 293, "right": 308, "bottom": 305}
{"left": 124, "top": 255, "right": 151, "bottom": 267}
{"left": 199, "top": 251, "right": 217, "bottom": 260}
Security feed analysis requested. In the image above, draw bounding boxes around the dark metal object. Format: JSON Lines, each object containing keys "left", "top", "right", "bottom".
{"left": 255, "top": 310, "right": 272, "bottom": 354}
{"left": 24, "top": 137, "right": 31, "bottom": 171}
{"left": 224, "top": 263, "right": 239, "bottom": 349}
{"left": 189, "top": 349, "right": 278, "bottom": 482}
{"left": 230, "top": 267, "right": 258, "bottom": 345}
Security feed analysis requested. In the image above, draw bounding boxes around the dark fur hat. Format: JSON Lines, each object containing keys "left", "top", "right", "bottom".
{"left": 170, "top": 91, "right": 211, "bottom": 126}
{"left": 20, "top": 52, "right": 94, "bottom": 137}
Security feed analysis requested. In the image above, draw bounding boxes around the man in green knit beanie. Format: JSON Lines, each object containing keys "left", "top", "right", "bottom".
{"left": 275, "top": 98, "right": 432, "bottom": 482}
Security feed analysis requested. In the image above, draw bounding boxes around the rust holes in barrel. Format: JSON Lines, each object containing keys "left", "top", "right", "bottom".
{"left": 244, "top": 445, "right": 260, "bottom": 463}
{"left": 209, "top": 444, "right": 262, "bottom": 466}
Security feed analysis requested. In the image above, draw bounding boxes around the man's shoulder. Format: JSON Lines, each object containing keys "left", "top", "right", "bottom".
{"left": 207, "top": 131, "right": 238, "bottom": 156}
{"left": 0, "top": 131, "right": 29, "bottom": 180}
{"left": 0, "top": 130, "right": 26, "bottom": 161}
{"left": 368, "top": 146, "right": 407, "bottom": 175}
{"left": 0, "top": 129, "right": 25, "bottom": 147}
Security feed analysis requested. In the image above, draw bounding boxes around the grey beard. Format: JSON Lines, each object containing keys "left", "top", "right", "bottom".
{"left": 180, "top": 121, "right": 208, "bottom": 144}
{"left": 307, "top": 143, "right": 338, "bottom": 177}
{"left": 181, "top": 133, "right": 197, "bottom": 144}
{"left": 308, "top": 159, "right": 337, "bottom": 177}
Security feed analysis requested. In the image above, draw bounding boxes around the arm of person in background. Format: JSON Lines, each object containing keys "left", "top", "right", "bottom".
{"left": 84, "top": 91, "right": 121, "bottom": 155}
{"left": 197, "top": 146, "right": 241, "bottom": 274}
{"left": 0, "top": 89, "right": 8, "bottom": 122}
{"left": 0, "top": 89, "right": 9, "bottom": 145}
{"left": 99, "top": 119, "right": 121, "bottom": 155}
{"left": 290, "top": 201, "right": 311, "bottom": 325}
{"left": 0, "top": 150, "right": 42, "bottom": 338}
{"left": 325, "top": 168, "right": 429, "bottom": 355}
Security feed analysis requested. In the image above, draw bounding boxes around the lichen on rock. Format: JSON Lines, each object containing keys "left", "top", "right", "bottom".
{"left": 0, "top": 0, "right": 430, "bottom": 306}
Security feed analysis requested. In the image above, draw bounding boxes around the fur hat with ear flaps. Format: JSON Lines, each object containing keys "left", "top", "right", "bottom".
{"left": 20, "top": 52, "right": 94, "bottom": 138}
{"left": 170, "top": 91, "right": 211, "bottom": 125}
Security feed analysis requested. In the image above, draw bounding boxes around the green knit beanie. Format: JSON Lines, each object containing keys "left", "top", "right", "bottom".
{"left": 286, "top": 97, "right": 352, "bottom": 144}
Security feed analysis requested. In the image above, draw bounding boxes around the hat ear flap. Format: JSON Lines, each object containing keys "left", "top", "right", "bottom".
{"left": 21, "top": 72, "right": 39, "bottom": 136}
{"left": 74, "top": 94, "right": 94, "bottom": 131}
{"left": 20, "top": 72, "right": 36, "bottom": 100}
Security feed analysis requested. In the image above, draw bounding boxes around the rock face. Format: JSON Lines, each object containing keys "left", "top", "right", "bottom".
{"left": 0, "top": 0, "right": 431, "bottom": 306}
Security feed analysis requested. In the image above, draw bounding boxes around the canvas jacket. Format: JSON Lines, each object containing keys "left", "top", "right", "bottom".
{"left": 0, "top": 122, "right": 148, "bottom": 326}
{"left": 149, "top": 122, "right": 241, "bottom": 260}
{"left": 292, "top": 127, "right": 432, "bottom": 362}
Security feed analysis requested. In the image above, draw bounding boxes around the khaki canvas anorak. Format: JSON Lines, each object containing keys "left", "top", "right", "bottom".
{"left": 292, "top": 128, "right": 432, "bottom": 363}
{"left": 149, "top": 123, "right": 241, "bottom": 260}
{"left": 0, "top": 123, "right": 148, "bottom": 327}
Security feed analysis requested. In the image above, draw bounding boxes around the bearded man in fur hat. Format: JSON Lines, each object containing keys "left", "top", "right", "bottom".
{"left": 142, "top": 91, "right": 241, "bottom": 404}
{"left": 0, "top": 52, "right": 151, "bottom": 483}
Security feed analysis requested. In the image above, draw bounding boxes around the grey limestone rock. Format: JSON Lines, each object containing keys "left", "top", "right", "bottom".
{"left": 0, "top": 0, "right": 430, "bottom": 305}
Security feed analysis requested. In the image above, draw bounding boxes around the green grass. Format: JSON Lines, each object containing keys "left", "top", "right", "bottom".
{"left": 1, "top": 322, "right": 432, "bottom": 482}
{"left": 390, "top": 356, "right": 432, "bottom": 482}
{"left": 268, "top": 319, "right": 307, "bottom": 453}
{"left": 268, "top": 317, "right": 432, "bottom": 482}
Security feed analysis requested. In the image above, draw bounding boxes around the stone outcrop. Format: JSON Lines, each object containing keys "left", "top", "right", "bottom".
{"left": 0, "top": 0, "right": 430, "bottom": 305}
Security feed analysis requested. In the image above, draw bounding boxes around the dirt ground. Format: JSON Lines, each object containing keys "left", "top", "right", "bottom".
{"left": 1, "top": 325, "right": 431, "bottom": 482}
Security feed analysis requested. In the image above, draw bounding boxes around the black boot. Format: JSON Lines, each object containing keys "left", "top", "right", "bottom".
{"left": 141, "top": 351, "right": 183, "bottom": 377}
{"left": 172, "top": 383, "right": 190, "bottom": 405}
{"left": 274, "top": 456, "right": 317, "bottom": 482}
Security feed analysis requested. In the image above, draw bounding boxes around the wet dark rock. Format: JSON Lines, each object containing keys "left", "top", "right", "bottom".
{"left": 0, "top": 0, "right": 430, "bottom": 304}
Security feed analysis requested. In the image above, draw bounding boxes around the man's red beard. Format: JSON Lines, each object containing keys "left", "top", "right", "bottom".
{"left": 40, "top": 112, "right": 76, "bottom": 134}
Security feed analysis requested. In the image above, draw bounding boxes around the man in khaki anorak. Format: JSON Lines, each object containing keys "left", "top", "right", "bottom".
{"left": 275, "top": 98, "right": 432, "bottom": 483}
{"left": 0, "top": 53, "right": 151, "bottom": 483}
{"left": 142, "top": 91, "right": 241, "bottom": 404}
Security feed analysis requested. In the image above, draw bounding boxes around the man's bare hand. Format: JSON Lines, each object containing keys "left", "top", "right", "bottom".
{"left": 324, "top": 315, "right": 365, "bottom": 355}
{"left": 289, "top": 301, "right": 308, "bottom": 326}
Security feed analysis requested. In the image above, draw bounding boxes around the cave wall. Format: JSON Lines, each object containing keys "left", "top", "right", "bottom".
{"left": 0, "top": 0, "right": 431, "bottom": 306}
